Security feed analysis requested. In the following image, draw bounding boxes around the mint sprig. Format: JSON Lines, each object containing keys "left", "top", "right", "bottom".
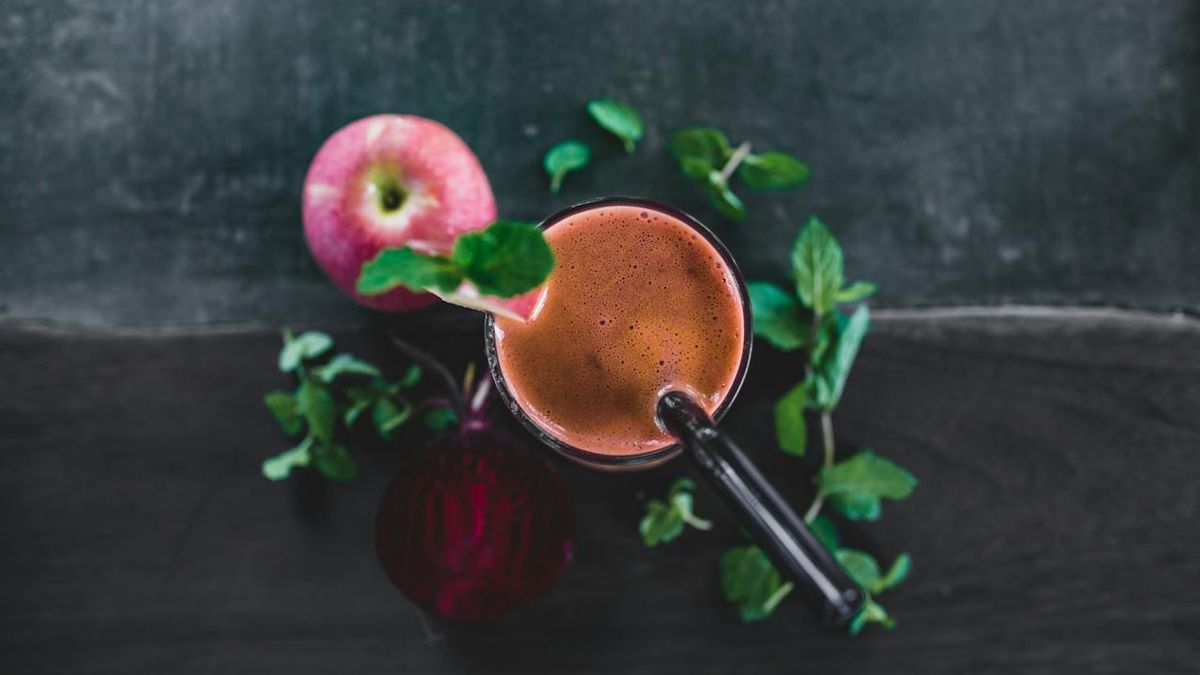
{"left": 544, "top": 140, "right": 590, "bottom": 193}
{"left": 669, "top": 127, "right": 809, "bottom": 221}
{"left": 752, "top": 217, "right": 917, "bottom": 631}
{"left": 720, "top": 545, "right": 794, "bottom": 622}
{"left": 356, "top": 220, "right": 555, "bottom": 304}
{"left": 637, "top": 219, "right": 917, "bottom": 633}
{"left": 587, "top": 99, "right": 643, "bottom": 153}
{"left": 639, "top": 477, "right": 712, "bottom": 547}
{"left": 261, "top": 331, "right": 423, "bottom": 482}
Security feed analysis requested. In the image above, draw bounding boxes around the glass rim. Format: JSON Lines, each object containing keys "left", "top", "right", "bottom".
{"left": 484, "top": 196, "right": 754, "bottom": 469}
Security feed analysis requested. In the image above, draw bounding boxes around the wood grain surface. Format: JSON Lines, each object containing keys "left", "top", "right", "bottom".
{"left": 2, "top": 309, "right": 1198, "bottom": 673}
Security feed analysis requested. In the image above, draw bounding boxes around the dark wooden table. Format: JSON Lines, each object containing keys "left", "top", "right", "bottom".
{"left": 3, "top": 309, "right": 1198, "bottom": 673}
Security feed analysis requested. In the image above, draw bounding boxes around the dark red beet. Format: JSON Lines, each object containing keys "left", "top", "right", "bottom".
{"left": 375, "top": 426, "right": 575, "bottom": 622}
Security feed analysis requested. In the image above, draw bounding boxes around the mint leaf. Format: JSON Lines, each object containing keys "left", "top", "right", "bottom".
{"left": 264, "top": 390, "right": 303, "bottom": 436}
{"left": 544, "top": 140, "right": 590, "bottom": 193}
{"left": 835, "top": 280, "right": 877, "bottom": 304}
{"left": 639, "top": 477, "right": 710, "bottom": 546}
{"left": 880, "top": 553, "right": 912, "bottom": 591}
{"left": 807, "top": 304, "right": 870, "bottom": 409}
{"left": 278, "top": 331, "right": 333, "bottom": 372}
{"left": 262, "top": 436, "right": 313, "bottom": 481}
{"left": 639, "top": 499, "right": 685, "bottom": 546}
{"left": 748, "top": 281, "right": 807, "bottom": 351}
{"left": 838, "top": 548, "right": 911, "bottom": 595}
{"left": 836, "top": 548, "right": 882, "bottom": 591}
{"left": 670, "top": 128, "right": 733, "bottom": 165}
{"left": 826, "top": 491, "right": 882, "bottom": 521}
{"left": 372, "top": 397, "right": 412, "bottom": 440}
{"left": 451, "top": 221, "right": 556, "bottom": 298}
{"left": 818, "top": 450, "right": 917, "bottom": 521}
{"left": 393, "top": 364, "right": 422, "bottom": 390}
{"left": 679, "top": 156, "right": 714, "bottom": 182}
{"left": 423, "top": 406, "right": 459, "bottom": 432}
{"left": 773, "top": 382, "right": 808, "bottom": 456}
{"left": 707, "top": 178, "right": 746, "bottom": 221}
{"left": 297, "top": 378, "right": 336, "bottom": 442}
{"left": 738, "top": 151, "right": 810, "bottom": 190}
{"left": 587, "top": 99, "right": 643, "bottom": 153}
{"left": 668, "top": 477, "right": 711, "bottom": 530}
{"left": 357, "top": 247, "right": 463, "bottom": 296}
{"left": 849, "top": 597, "right": 894, "bottom": 635}
{"left": 311, "top": 441, "right": 357, "bottom": 482}
{"left": 810, "top": 515, "right": 840, "bottom": 551}
{"left": 792, "top": 217, "right": 844, "bottom": 314}
{"left": 312, "top": 353, "right": 381, "bottom": 383}
{"left": 342, "top": 396, "right": 373, "bottom": 427}
{"left": 719, "top": 545, "right": 794, "bottom": 622}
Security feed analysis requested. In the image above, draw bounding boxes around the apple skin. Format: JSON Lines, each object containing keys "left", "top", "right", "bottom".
{"left": 303, "top": 115, "right": 497, "bottom": 311}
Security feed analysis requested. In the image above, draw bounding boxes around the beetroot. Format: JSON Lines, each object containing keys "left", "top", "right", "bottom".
{"left": 375, "top": 364, "right": 574, "bottom": 622}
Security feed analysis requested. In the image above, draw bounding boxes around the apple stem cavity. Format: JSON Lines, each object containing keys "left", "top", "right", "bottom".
{"left": 367, "top": 167, "right": 408, "bottom": 214}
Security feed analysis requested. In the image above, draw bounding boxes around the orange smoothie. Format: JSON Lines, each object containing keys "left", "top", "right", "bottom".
{"left": 492, "top": 204, "right": 746, "bottom": 456}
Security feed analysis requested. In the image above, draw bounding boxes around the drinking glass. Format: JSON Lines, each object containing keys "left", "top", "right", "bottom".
{"left": 485, "top": 197, "right": 863, "bottom": 625}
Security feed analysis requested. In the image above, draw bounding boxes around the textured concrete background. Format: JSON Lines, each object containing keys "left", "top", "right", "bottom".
{"left": 1, "top": 0, "right": 1196, "bottom": 326}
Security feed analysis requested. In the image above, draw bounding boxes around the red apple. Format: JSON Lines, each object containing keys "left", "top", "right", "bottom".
{"left": 303, "top": 115, "right": 497, "bottom": 311}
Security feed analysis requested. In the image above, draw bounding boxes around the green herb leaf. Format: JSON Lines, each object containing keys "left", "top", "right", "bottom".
{"left": 312, "top": 353, "right": 381, "bottom": 383}
{"left": 639, "top": 477, "right": 710, "bottom": 546}
{"left": 835, "top": 280, "right": 878, "bottom": 304}
{"left": 719, "top": 545, "right": 794, "bottom": 622}
{"left": 451, "top": 221, "right": 556, "bottom": 298}
{"left": 818, "top": 449, "right": 917, "bottom": 521}
{"left": 639, "top": 499, "right": 685, "bottom": 546}
{"left": 807, "top": 304, "right": 870, "bottom": 410}
{"left": 670, "top": 127, "right": 733, "bottom": 165}
{"left": 311, "top": 441, "right": 357, "bottom": 482}
{"left": 837, "top": 548, "right": 911, "bottom": 595}
{"left": 263, "top": 390, "right": 303, "bottom": 436}
{"left": 262, "top": 435, "right": 313, "bottom": 481}
{"left": 297, "top": 378, "right": 336, "bottom": 442}
{"left": 738, "top": 151, "right": 810, "bottom": 190}
{"left": 836, "top": 548, "right": 882, "bottom": 591}
{"left": 792, "top": 217, "right": 844, "bottom": 314}
{"left": 423, "top": 406, "right": 459, "bottom": 431}
{"left": 587, "top": 99, "right": 643, "bottom": 153}
{"left": 278, "top": 331, "right": 333, "bottom": 372}
{"left": 748, "top": 281, "right": 808, "bottom": 351}
{"left": 668, "top": 477, "right": 711, "bottom": 531}
{"left": 826, "top": 491, "right": 882, "bottom": 521}
{"left": 849, "top": 597, "right": 895, "bottom": 635}
{"left": 707, "top": 179, "right": 746, "bottom": 221}
{"left": 773, "top": 382, "right": 808, "bottom": 456}
{"left": 544, "top": 140, "right": 591, "bottom": 193}
{"left": 394, "top": 364, "right": 422, "bottom": 390}
{"left": 343, "top": 396, "right": 373, "bottom": 427}
{"left": 879, "top": 553, "right": 912, "bottom": 591}
{"left": 679, "top": 156, "right": 715, "bottom": 182}
{"left": 810, "top": 515, "right": 840, "bottom": 551}
{"left": 372, "top": 397, "right": 412, "bottom": 440}
{"left": 356, "top": 247, "right": 463, "bottom": 296}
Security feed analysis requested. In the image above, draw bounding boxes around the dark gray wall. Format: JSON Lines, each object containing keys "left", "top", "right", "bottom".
{"left": 2, "top": 0, "right": 1197, "bottom": 326}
